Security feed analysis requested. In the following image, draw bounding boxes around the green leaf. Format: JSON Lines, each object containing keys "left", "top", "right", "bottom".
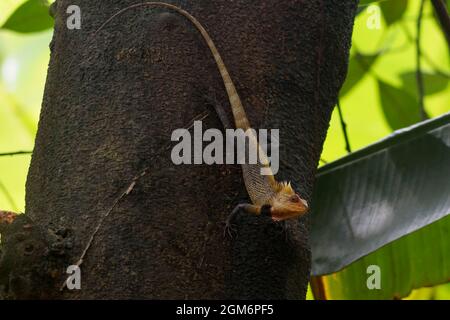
{"left": 315, "top": 215, "right": 450, "bottom": 299}
{"left": 311, "top": 112, "right": 450, "bottom": 278}
{"left": 340, "top": 52, "right": 379, "bottom": 97}
{"left": 380, "top": 0, "right": 408, "bottom": 26}
{"left": 400, "top": 71, "right": 450, "bottom": 96}
{"left": 2, "top": 0, "right": 53, "bottom": 33}
{"left": 377, "top": 80, "right": 422, "bottom": 130}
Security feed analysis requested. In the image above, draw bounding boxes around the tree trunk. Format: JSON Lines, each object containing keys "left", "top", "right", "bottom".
{"left": 0, "top": 0, "right": 357, "bottom": 299}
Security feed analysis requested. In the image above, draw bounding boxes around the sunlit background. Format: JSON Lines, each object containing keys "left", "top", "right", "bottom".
{"left": 0, "top": 0, "right": 449, "bottom": 299}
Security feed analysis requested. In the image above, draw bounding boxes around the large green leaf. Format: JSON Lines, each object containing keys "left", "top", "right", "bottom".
{"left": 378, "top": 80, "right": 422, "bottom": 130}
{"left": 1, "top": 0, "right": 53, "bottom": 33}
{"left": 380, "top": 0, "right": 408, "bottom": 26}
{"left": 315, "top": 215, "right": 450, "bottom": 299}
{"left": 311, "top": 112, "right": 450, "bottom": 277}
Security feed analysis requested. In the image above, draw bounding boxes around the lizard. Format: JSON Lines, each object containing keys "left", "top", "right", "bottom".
{"left": 95, "top": 2, "right": 309, "bottom": 235}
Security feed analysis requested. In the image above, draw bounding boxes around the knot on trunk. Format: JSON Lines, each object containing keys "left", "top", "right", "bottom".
{"left": 0, "top": 214, "right": 74, "bottom": 299}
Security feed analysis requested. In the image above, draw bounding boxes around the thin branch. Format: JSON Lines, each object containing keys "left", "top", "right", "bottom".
{"left": 336, "top": 99, "right": 352, "bottom": 154}
{"left": 0, "top": 151, "right": 33, "bottom": 157}
{"left": 431, "top": 0, "right": 450, "bottom": 49}
{"left": 401, "top": 23, "right": 450, "bottom": 78}
{"left": 416, "top": 0, "right": 427, "bottom": 121}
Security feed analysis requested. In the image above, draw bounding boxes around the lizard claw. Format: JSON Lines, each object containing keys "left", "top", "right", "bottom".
{"left": 223, "top": 203, "right": 246, "bottom": 239}
{"left": 223, "top": 221, "right": 237, "bottom": 239}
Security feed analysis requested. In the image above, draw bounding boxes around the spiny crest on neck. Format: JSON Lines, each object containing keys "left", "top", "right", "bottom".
{"left": 275, "top": 181, "right": 295, "bottom": 195}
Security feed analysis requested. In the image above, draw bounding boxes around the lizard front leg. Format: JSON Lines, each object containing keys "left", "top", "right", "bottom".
{"left": 224, "top": 203, "right": 271, "bottom": 238}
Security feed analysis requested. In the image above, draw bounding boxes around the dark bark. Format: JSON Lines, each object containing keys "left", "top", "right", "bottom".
{"left": 0, "top": 0, "right": 357, "bottom": 299}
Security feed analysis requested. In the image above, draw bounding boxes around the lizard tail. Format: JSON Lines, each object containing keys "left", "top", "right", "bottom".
{"left": 94, "top": 2, "right": 250, "bottom": 130}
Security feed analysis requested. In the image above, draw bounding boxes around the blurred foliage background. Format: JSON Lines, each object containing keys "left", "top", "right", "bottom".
{"left": 0, "top": 0, "right": 449, "bottom": 299}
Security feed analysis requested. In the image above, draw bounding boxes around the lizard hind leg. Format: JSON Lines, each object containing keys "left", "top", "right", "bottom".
{"left": 223, "top": 203, "right": 262, "bottom": 238}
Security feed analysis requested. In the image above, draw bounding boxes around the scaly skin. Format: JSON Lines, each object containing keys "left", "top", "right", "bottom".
{"left": 96, "top": 2, "right": 309, "bottom": 231}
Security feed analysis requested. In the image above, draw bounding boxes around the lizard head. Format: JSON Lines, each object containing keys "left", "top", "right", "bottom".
{"left": 269, "top": 182, "right": 308, "bottom": 221}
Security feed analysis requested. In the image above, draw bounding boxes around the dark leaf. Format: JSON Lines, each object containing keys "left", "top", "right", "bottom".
{"left": 340, "top": 52, "right": 379, "bottom": 96}
{"left": 400, "top": 71, "right": 450, "bottom": 96}
{"left": 380, "top": 0, "right": 408, "bottom": 26}
{"left": 377, "top": 80, "right": 422, "bottom": 130}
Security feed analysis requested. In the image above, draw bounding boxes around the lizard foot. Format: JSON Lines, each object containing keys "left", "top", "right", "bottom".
{"left": 223, "top": 203, "right": 260, "bottom": 239}
{"left": 223, "top": 203, "right": 246, "bottom": 239}
{"left": 223, "top": 221, "right": 237, "bottom": 239}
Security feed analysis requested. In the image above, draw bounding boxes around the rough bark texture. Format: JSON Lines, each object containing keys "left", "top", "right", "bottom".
{"left": 0, "top": 0, "right": 357, "bottom": 299}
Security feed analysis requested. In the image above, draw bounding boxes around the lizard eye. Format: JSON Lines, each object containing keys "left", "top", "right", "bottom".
{"left": 290, "top": 194, "right": 301, "bottom": 203}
